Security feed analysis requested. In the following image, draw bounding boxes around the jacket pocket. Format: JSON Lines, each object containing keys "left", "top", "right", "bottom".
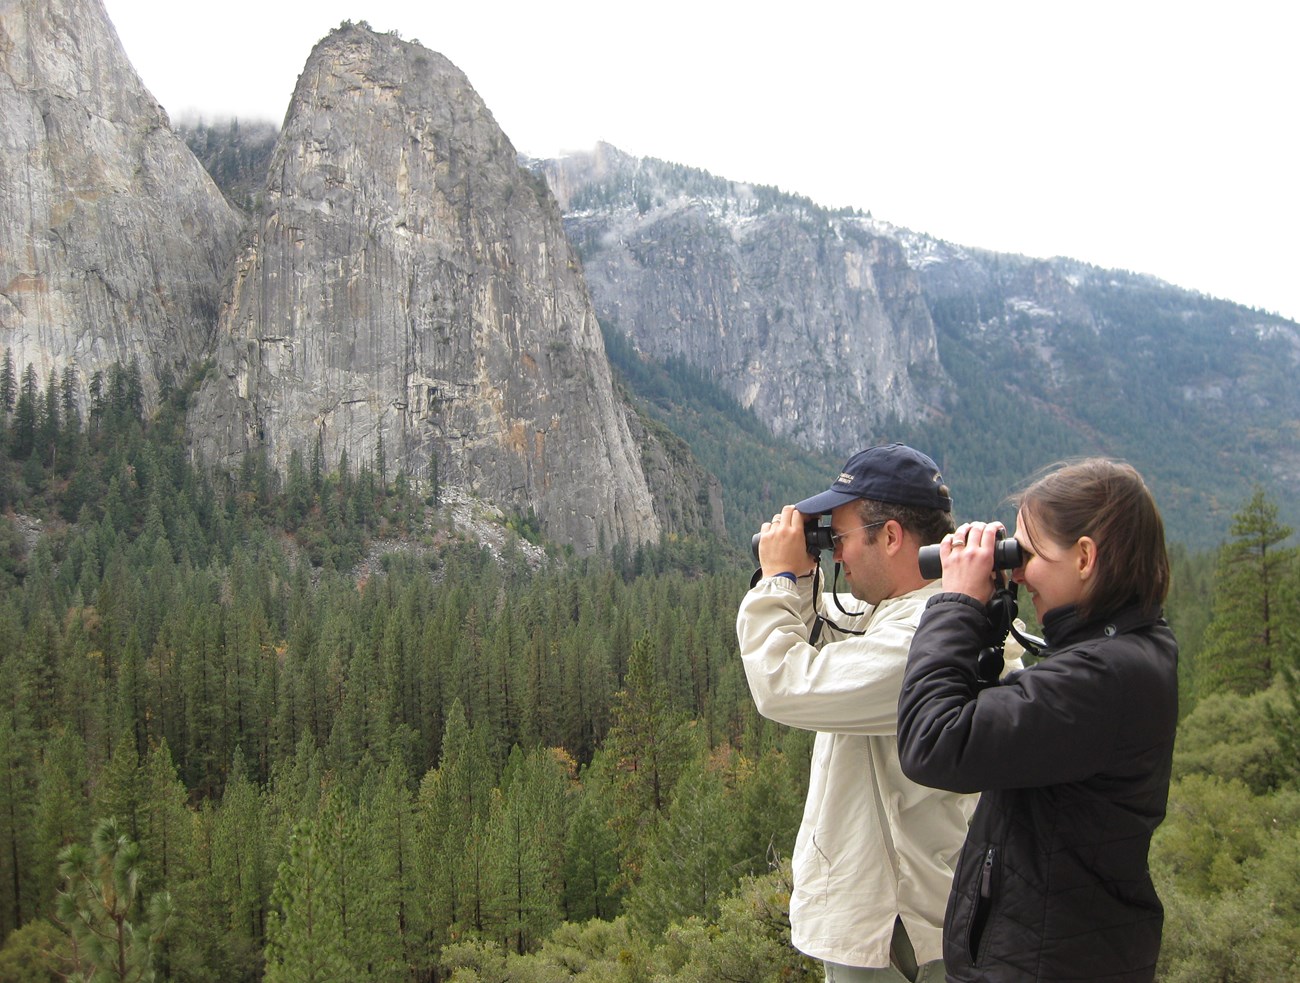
{"left": 967, "top": 846, "right": 996, "bottom": 964}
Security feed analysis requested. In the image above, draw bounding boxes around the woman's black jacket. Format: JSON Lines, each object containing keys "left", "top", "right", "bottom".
{"left": 897, "top": 594, "right": 1178, "bottom": 982}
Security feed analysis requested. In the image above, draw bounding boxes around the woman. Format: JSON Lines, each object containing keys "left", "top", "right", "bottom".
{"left": 896, "top": 459, "right": 1178, "bottom": 982}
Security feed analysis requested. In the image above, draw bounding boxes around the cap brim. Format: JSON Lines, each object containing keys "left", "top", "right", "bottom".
{"left": 794, "top": 488, "right": 859, "bottom": 515}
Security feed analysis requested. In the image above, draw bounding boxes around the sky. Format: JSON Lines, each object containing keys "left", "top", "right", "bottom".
{"left": 100, "top": 0, "right": 1299, "bottom": 322}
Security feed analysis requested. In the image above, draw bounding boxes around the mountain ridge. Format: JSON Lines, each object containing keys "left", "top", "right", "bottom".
{"left": 534, "top": 144, "right": 1299, "bottom": 549}
{"left": 5, "top": 4, "right": 1296, "bottom": 554}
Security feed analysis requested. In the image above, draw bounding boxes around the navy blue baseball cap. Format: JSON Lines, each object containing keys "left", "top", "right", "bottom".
{"left": 795, "top": 443, "right": 952, "bottom": 514}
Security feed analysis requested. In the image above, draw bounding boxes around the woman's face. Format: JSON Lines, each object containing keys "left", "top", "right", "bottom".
{"left": 1011, "top": 507, "right": 1091, "bottom": 621}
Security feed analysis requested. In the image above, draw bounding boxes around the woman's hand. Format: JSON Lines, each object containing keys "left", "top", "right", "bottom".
{"left": 939, "top": 520, "right": 1006, "bottom": 604}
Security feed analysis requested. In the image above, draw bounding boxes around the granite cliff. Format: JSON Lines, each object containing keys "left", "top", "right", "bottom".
{"left": 8, "top": 1, "right": 1295, "bottom": 552}
{"left": 0, "top": 0, "right": 243, "bottom": 403}
{"left": 538, "top": 146, "right": 1300, "bottom": 542}
{"left": 187, "top": 26, "right": 669, "bottom": 553}
{"left": 540, "top": 144, "right": 949, "bottom": 455}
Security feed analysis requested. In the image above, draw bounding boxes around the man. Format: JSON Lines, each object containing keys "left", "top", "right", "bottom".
{"left": 737, "top": 443, "right": 986, "bottom": 983}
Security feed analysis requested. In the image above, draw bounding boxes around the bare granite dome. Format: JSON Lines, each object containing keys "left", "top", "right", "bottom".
{"left": 189, "top": 26, "right": 661, "bottom": 553}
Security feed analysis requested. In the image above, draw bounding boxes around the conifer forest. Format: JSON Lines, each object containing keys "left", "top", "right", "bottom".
{"left": 0, "top": 352, "right": 1298, "bottom": 982}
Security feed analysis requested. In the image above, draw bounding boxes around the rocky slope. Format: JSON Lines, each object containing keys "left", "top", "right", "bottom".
{"left": 10, "top": 1, "right": 1294, "bottom": 551}
{"left": 539, "top": 146, "right": 1300, "bottom": 542}
{"left": 539, "top": 144, "right": 948, "bottom": 455}
{"left": 0, "top": 0, "right": 243, "bottom": 402}
{"left": 891, "top": 227, "right": 1300, "bottom": 535}
{"left": 187, "top": 26, "right": 668, "bottom": 553}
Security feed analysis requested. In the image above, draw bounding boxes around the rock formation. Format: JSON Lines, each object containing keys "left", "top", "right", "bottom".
{"left": 189, "top": 26, "right": 662, "bottom": 552}
{"left": 540, "top": 144, "right": 949, "bottom": 456}
{"left": 0, "top": 0, "right": 243, "bottom": 401}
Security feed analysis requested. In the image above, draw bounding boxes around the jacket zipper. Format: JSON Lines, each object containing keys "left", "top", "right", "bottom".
{"left": 969, "top": 846, "right": 996, "bottom": 964}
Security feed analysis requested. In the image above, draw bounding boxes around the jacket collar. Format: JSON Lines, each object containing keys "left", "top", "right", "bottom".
{"left": 1041, "top": 602, "right": 1163, "bottom": 651}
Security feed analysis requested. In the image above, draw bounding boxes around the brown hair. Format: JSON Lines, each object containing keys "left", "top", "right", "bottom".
{"left": 1014, "top": 459, "right": 1169, "bottom": 619}
{"left": 858, "top": 492, "right": 956, "bottom": 548}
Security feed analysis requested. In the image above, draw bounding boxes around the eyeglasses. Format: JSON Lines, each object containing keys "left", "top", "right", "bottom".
{"left": 829, "top": 520, "right": 888, "bottom": 550}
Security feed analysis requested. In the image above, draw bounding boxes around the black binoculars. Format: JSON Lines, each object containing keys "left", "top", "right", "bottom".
{"left": 917, "top": 534, "right": 1023, "bottom": 579}
{"left": 750, "top": 519, "right": 835, "bottom": 563}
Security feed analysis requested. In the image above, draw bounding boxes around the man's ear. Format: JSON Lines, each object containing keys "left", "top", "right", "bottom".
{"left": 1076, "top": 536, "right": 1098, "bottom": 581}
{"left": 884, "top": 518, "right": 906, "bottom": 556}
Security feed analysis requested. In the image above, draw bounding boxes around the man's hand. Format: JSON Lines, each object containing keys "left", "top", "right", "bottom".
{"left": 759, "top": 505, "right": 819, "bottom": 579}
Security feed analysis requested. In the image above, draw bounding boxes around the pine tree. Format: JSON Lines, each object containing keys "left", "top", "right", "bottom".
{"left": 224, "top": 567, "right": 274, "bottom": 780}
{"left": 109, "top": 360, "right": 144, "bottom": 427}
{"left": 114, "top": 629, "right": 150, "bottom": 761}
{"left": 1165, "top": 544, "right": 1215, "bottom": 712}
{"left": 1267, "top": 665, "right": 1300, "bottom": 787}
{"left": 37, "top": 370, "right": 60, "bottom": 469}
{"left": 88, "top": 369, "right": 105, "bottom": 434}
{"left": 734, "top": 743, "right": 806, "bottom": 874}
{"left": 310, "top": 433, "right": 323, "bottom": 495}
{"left": 482, "top": 745, "right": 569, "bottom": 953}
{"left": 93, "top": 738, "right": 144, "bottom": 845}
{"left": 209, "top": 752, "right": 271, "bottom": 975}
{"left": 330, "top": 645, "right": 388, "bottom": 778}
{"left": 262, "top": 819, "right": 348, "bottom": 983}
{"left": 10, "top": 364, "right": 38, "bottom": 459}
{"left": 412, "top": 701, "right": 494, "bottom": 957}
{"left": 1197, "top": 489, "right": 1296, "bottom": 696}
{"left": 625, "top": 751, "right": 737, "bottom": 935}
{"left": 136, "top": 741, "right": 195, "bottom": 897}
{"left": 264, "top": 734, "right": 326, "bottom": 859}
{"left": 60, "top": 365, "right": 80, "bottom": 432}
{"left": 283, "top": 449, "right": 311, "bottom": 529}
{"left": 363, "top": 762, "right": 417, "bottom": 977}
{"left": 386, "top": 591, "right": 420, "bottom": 731}
{"left": 132, "top": 742, "right": 203, "bottom": 981}
{"left": 178, "top": 595, "right": 225, "bottom": 797}
{"left": 0, "top": 349, "right": 15, "bottom": 414}
{"left": 561, "top": 753, "right": 623, "bottom": 921}
{"left": 54, "top": 817, "right": 174, "bottom": 983}
{"left": 0, "top": 706, "right": 40, "bottom": 936}
{"left": 32, "top": 727, "right": 92, "bottom": 921}
{"left": 313, "top": 784, "right": 382, "bottom": 979}
{"left": 602, "top": 631, "right": 694, "bottom": 880}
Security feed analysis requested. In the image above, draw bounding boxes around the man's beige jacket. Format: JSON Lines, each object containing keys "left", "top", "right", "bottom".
{"left": 738, "top": 576, "right": 980, "bottom": 968}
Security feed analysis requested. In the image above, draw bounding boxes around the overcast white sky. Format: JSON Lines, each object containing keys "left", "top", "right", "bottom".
{"left": 101, "top": 0, "right": 1299, "bottom": 321}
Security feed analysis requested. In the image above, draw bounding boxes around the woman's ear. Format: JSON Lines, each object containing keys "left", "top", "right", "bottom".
{"left": 1076, "top": 536, "right": 1098, "bottom": 582}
